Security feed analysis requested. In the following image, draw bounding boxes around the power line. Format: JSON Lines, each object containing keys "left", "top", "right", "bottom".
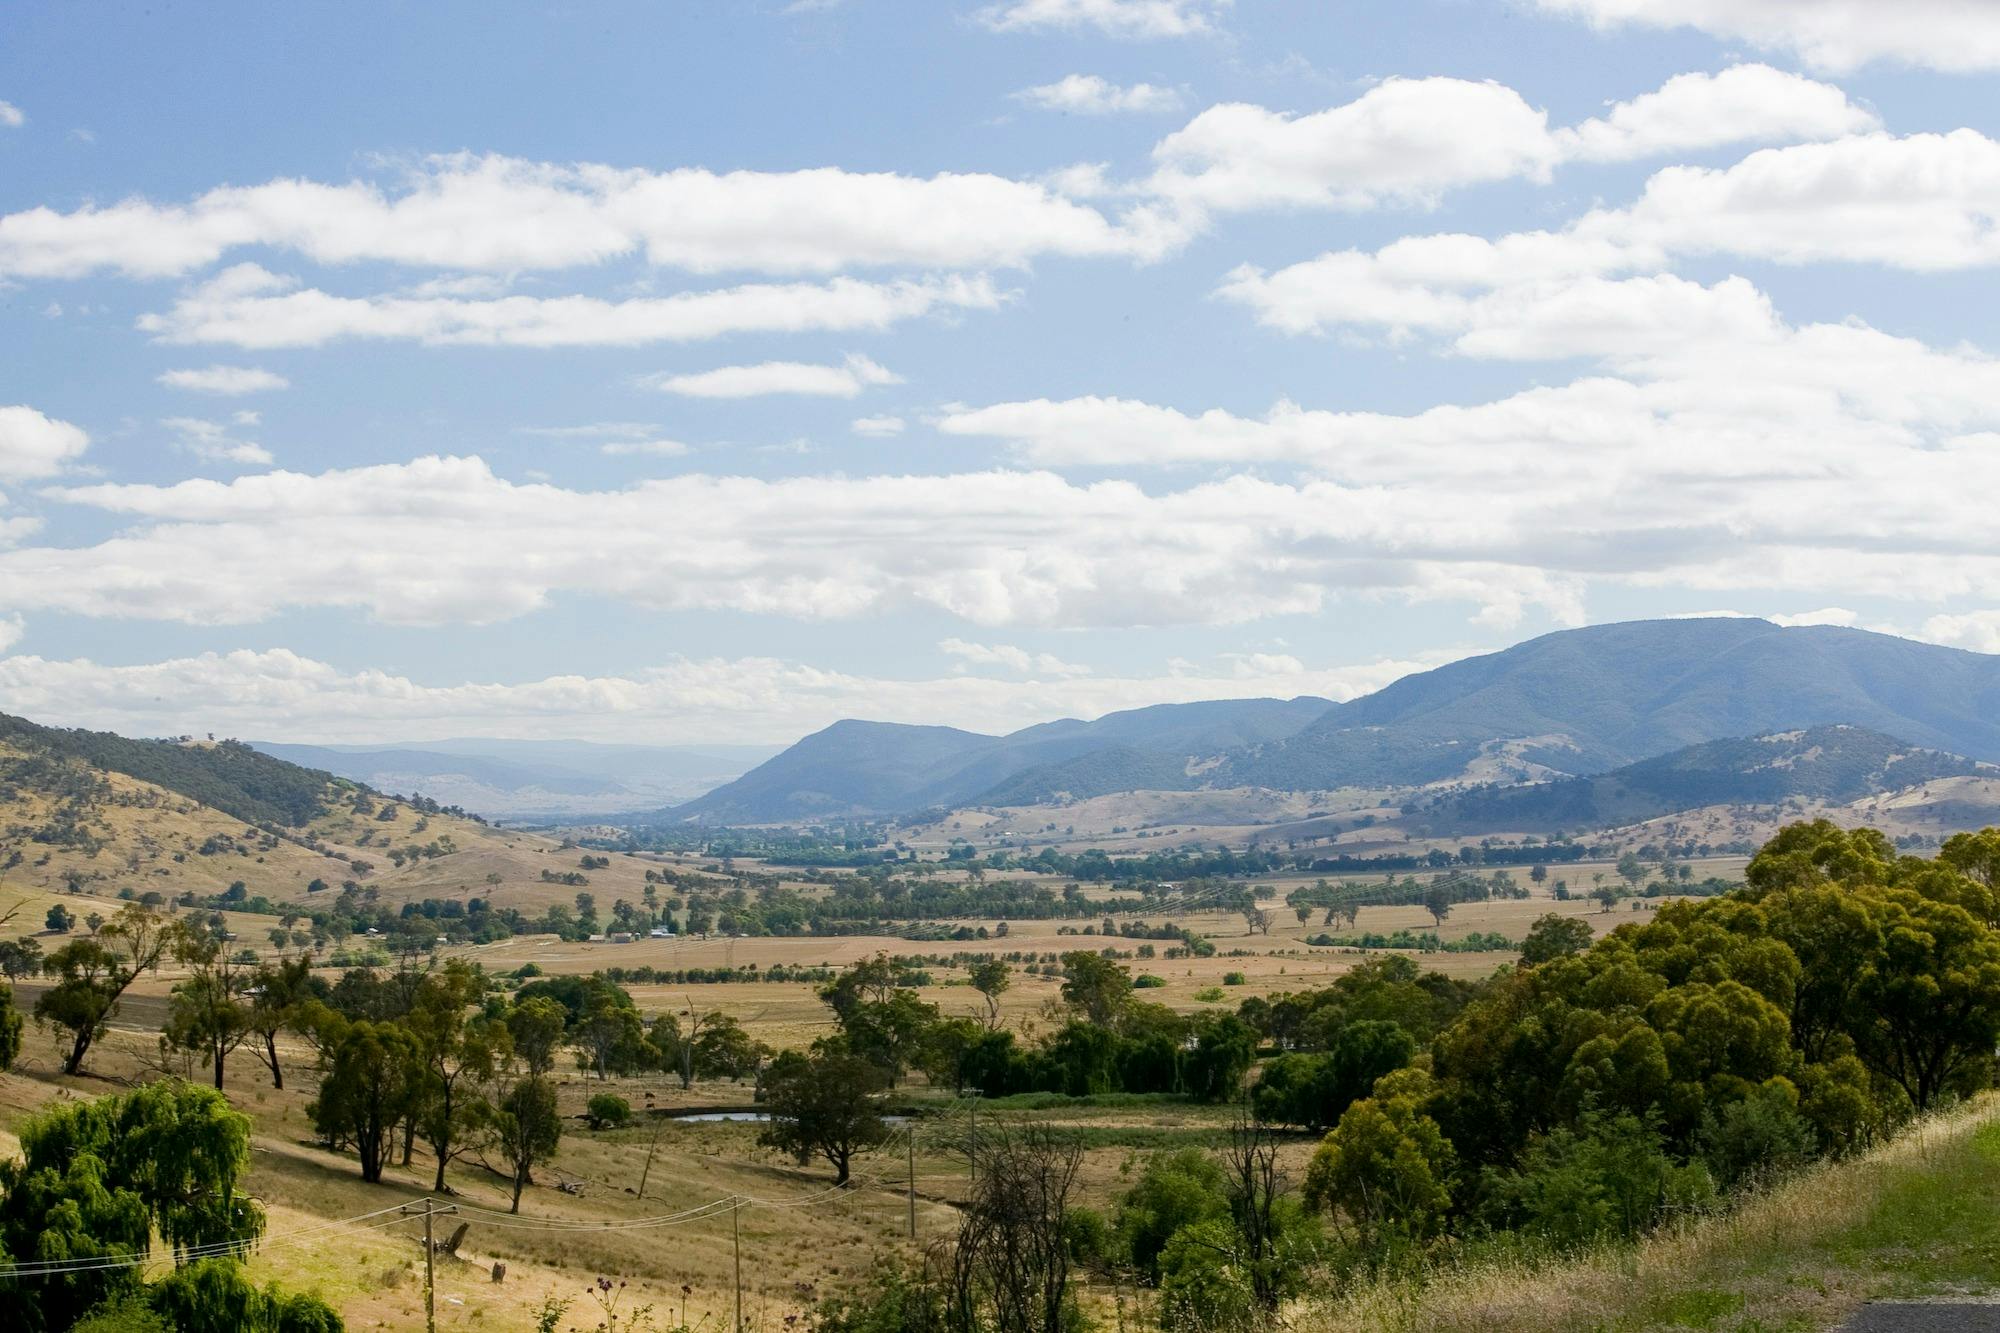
{"left": 0, "top": 1096, "right": 977, "bottom": 1281}
{"left": 0, "top": 1203, "right": 422, "bottom": 1279}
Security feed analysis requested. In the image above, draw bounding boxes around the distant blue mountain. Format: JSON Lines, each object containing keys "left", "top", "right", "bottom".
{"left": 250, "top": 738, "right": 781, "bottom": 820}
{"left": 667, "top": 697, "right": 1331, "bottom": 823}
{"left": 667, "top": 619, "right": 2000, "bottom": 822}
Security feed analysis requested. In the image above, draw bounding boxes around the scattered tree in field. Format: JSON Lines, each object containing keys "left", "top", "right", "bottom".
{"left": 693, "top": 1013, "right": 766, "bottom": 1083}
{"left": 406, "top": 961, "right": 504, "bottom": 1191}
{"left": 969, "top": 959, "right": 1011, "bottom": 1028}
{"left": 505, "top": 995, "right": 567, "bottom": 1078}
{"left": 759, "top": 1046, "right": 891, "bottom": 1186}
{"left": 46, "top": 903, "right": 74, "bottom": 933}
{"left": 1616, "top": 851, "right": 1648, "bottom": 892}
{"left": 246, "top": 954, "right": 322, "bottom": 1090}
{"left": 1422, "top": 881, "right": 1454, "bottom": 928}
{"left": 1059, "top": 951, "right": 1132, "bottom": 1028}
{"left": 37, "top": 904, "right": 169, "bottom": 1075}
{"left": 0, "top": 937, "right": 41, "bottom": 980}
{"left": 161, "top": 921, "right": 252, "bottom": 1089}
{"left": 649, "top": 1007, "right": 707, "bottom": 1090}
{"left": 572, "top": 991, "right": 648, "bottom": 1079}
{"left": 493, "top": 1075, "right": 562, "bottom": 1213}
{"left": 309, "top": 1020, "right": 419, "bottom": 1183}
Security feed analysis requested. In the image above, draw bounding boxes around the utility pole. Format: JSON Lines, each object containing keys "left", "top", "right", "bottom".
{"left": 401, "top": 1198, "right": 459, "bottom": 1333}
{"left": 906, "top": 1124, "right": 917, "bottom": 1240}
{"left": 732, "top": 1195, "right": 744, "bottom": 1333}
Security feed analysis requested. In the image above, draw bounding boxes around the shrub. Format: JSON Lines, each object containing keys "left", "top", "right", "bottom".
{"left": 1222, "top": 971, "right": 1246, "bottom": 986}
{"left": 1699, "top": 1086, "right": 1815, "bottom": 1191}
{"left": 584, "top": 1093, "right": 631, "bottom": 1131}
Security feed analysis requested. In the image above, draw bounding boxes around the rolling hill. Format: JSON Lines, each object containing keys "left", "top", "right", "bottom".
{"left": 1417, "top": 725, "right": 1994, "bottom": 833}
{"left": 0, "top": 710, "right": 608, "bottom": 916}
{"left": 666, "top": 696, "right": 1332, "bottom": 824}
{"left": 0, "top": 712, "right": 342, "bottom": 826}
{"left": 670, "top": 619, "right": 2000, "bottom": 821}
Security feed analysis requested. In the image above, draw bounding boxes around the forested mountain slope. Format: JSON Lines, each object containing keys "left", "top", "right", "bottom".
{"left": 671, "top": 620, "right": 2000, "bottom": 821}
{"left": 1418, "top": 725, "right": 1992, "bottom": 833}
{"left": 1216, "top": 618, "right": 2000, "bottom": 792}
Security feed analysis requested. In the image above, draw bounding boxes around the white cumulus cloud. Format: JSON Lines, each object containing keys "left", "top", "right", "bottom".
{"left": 1141, "top": 66, "right": 1869, "bottom": 218}
{"left": 940, "top": 637, "right": 1093, "bottom": 678}
{"left": 161, "top": 416, "right": 274, "bottom": 467}
{"left": 136, "top": 265, "right": 1004, "bottom": 350}
{"left": 6, "top": 455, "right": 1587, "bottom": 630}
{"left": 1014, "top": 75, "right": 1183, "bottom": 115}
{"left": 978, "top": 0, "right": 1227, "bottom": 39}
{"left": 642, "top": 354, "right": 902, "bottom": 399}
{"left": 1553, "top": 64, "right": 1877, "bottom": 162}
{"left": 156, "top": 365, "right": 291, "bottom": 395}
{"left": 0, "top": 405, "right": 90, "bottom": 480}
{"left": 0, "top": 153, "right": 1173, "bottom": 282}
{"left": 1919, "top": 611, "right": 2000, "bottom": 655}
{"left": 1536, "top": 0, "right": 2000, "bottom": 73}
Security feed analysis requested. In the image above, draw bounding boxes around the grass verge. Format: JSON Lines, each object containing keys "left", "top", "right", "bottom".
{"left": 1304, "top": 1094, "right": 2000, "bottom": 1332}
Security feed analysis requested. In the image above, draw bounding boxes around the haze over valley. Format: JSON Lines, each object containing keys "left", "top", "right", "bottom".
{"left": 6, "top": 3, "right": 2000, "bottom": 1331}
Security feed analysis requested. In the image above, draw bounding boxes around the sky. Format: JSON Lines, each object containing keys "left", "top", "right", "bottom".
{"left": 2, "top": 0, "right": 2000, "bottom": 746}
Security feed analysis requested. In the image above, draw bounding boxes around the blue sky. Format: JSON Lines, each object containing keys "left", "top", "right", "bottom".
{"left": 3, "top": 0, "right": 1999, "bottom": 745}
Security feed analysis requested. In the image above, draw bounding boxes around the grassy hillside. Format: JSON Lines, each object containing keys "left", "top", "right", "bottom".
{"left": 0, "top": 733, "right": 620, "bottom": 925}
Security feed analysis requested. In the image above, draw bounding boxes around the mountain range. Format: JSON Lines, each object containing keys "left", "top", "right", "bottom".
{"left": 668, "top": 618, "right": 2000, "bottom": 824}
{"left": 663, "top": 696, "right": 1331, "bottom": 825}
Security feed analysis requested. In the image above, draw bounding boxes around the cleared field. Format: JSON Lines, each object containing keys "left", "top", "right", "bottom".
{"left": 454, "top": 884, "right": 1713, "bottom": 1049}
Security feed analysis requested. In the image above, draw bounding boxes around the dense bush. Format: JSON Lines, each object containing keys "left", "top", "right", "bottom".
{"left": 584, "top": 1093, "right": 631, "bottom": 1130}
